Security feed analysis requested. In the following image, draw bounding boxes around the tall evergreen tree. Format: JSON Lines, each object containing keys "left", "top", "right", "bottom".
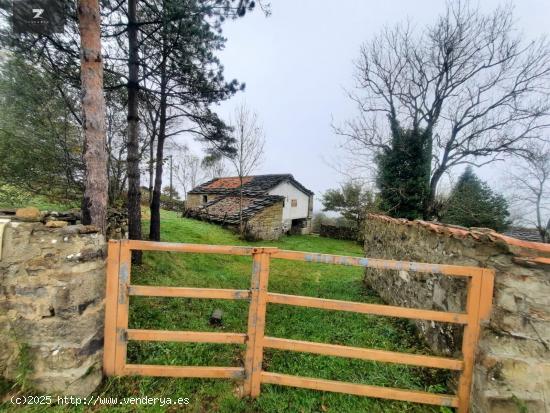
{"left": 375, "top": 126, "right": 432, "bottom": 220}
{"left": 144, "top": 0, "right": 244, "bottom": 241}
{"left": 442, "top": 167, "right": 510, "bottom": 231}
{"left": 0, "top": 55, "right": 83, "bottom": 200}
{"left": 0, "top": 0, "right": 260, "bottom": 251}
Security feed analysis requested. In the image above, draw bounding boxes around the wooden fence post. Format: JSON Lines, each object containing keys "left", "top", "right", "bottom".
{"left": 244, "top": 249, "right": 271, "bottom": 397}
{"left": 103, "top": 240, "right": 121, "bottom": 375}
{"left": 114, "top": 240, "right": 132, "bottom": 375}
{"left": 457, "top": 271, "right": 483, "bottom": 413}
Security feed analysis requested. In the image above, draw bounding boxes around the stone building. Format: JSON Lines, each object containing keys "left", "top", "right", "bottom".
{"left": 186, "top": 174, "right": 314, "bottom": 240}
{"left": 363, "top": 214, "right": 550, "bottom": 412}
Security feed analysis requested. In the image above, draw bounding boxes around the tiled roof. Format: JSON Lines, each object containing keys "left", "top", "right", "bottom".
{"left": 367, "top": 213, "right": 550, "bottom": 258}
{"left": 188, "top": 174, "right": 314, "bottom": 196}
{"left": 188, "top": 195, "right": 284, "bottom": 224}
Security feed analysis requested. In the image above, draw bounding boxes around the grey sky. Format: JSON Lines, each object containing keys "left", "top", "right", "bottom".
{"left": 182, "top": 0, "right": 550, "bottom": 207}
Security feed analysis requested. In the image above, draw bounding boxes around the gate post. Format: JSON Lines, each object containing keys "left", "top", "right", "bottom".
{"left": 103, "top": 240, "right": 121, "bottom": 375}
{"left": 243, "top": 248, "right": 273, "bottom": 397}
{"left": 457, "top": 271, "right": 483, "bottom": 413}
{"left": 114, "top": 240, "right": 132, "bottom": 375}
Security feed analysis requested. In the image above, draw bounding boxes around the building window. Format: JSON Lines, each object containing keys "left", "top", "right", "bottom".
{"left": 291, "top": 199, "right": 297, "bottom": 207}
{"left": 202, "top": 195, "right": 208, "bottom": 203}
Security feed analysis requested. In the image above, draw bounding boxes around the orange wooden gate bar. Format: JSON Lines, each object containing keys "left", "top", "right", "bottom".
{"left": 103, "top": 239, "right": 495, "bottom": 413}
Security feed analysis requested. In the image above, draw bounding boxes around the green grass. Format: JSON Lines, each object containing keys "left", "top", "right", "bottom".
{"left": 1, "top": 211, "right": 451, "bottom": 412}
{"left": 0, "top": 185, "right": 77, "bottom": 210}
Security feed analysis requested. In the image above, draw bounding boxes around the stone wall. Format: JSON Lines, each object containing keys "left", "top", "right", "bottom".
{"left": 186, "top": 193, "right": 220, "bottom": 210}
{"left": 246, "top": 202, "right": 284, "bottom": 241}
{"left": 0, "top": 209, "right": 106, "bottom": 396}
{"left": 363, "top": 214, "right": 550, "bottom": 412}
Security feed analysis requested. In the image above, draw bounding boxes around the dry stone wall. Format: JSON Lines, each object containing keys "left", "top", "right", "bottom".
{"left": 0, "top": 210, "right": 105, "bottom": 396}
{"left": 363, "top": 214, "right": 550, "bottom": 412}
{"left": 246, "top": 202, "right": 284, "bottom": 241}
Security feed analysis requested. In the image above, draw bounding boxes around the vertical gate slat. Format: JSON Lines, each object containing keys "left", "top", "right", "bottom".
{"left": 103, "top": 240, "right": 121, "bottom": 375}
{"left": 479, "top": 269, "right": 495, "bottom": 321}
{"left": 457, "top": 271, "right": 483, "bottom": 413}
{"left": 114, "top": 240, "right": 132, "bottom": 375}
{"left": 244, "top": 250, "right": 270, "bottom": 397}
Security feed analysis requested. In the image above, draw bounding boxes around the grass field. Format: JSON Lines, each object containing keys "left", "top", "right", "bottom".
{"left": 2, "top": 211, "right": 451, "bottom": 412}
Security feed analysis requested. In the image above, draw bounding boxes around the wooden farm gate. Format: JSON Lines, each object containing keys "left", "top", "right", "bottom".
{"left": 103, "top": 239, "right": 494, "bottom": 413}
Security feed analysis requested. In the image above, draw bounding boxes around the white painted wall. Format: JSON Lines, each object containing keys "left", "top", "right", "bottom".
{"left": 268, "top": 182, "right": 311, "bottom": 228}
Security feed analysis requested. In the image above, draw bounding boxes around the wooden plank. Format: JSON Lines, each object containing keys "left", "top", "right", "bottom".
{"left": 479, "top": 269, "right": 495, "bottom": 321}
{"left": 261, "top": 372, "right": 458, "bottom": 407}
{"left": 129, "top": 285, "right": 250, "bottom": 300}
{"left": 127, "top": 329, "right": 247, "bottom": 344}
{"left": 103, "top": 240, "right": 121, "bottom": 376}
{"left": 126, "top": 240, "right": 278, "bottom": 256}
{"left": 457, "top": 273, "right": 484, "bottom": 413}
{"left": 263, "top": 337, "right": 463, "bottom": 370}
{"left": 124, "top": 364, "right": 244, "bottom": 379}
{"left": 243, "top": 252, "right": 270, "bottom": 397}
{"left": 114, "top": 240, "right": 131, "bottom": 375}
{"left": 272, "top": 250, "right": 483, "bottom": 277}
{"left": 267, "top": 293, "right": 468, "bottom": 324}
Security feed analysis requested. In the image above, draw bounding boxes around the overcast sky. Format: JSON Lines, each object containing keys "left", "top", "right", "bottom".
{"left": 180, "top": 0, "right": 550, "bottom": 208}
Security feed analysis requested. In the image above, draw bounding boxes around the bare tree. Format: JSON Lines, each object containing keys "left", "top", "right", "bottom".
{"left": 227, "top": 104, "right": 266, "bottom": 236}
{"left": 335, "top": 0, "right": 550, "bottom": 217}
{"left": 78, "top": 0, "right": 108, "bottom": 234}
{"left": 508, "top": 144, "right": 550, "bottom": 242}
{"left": 175, "top": 148, "right": 204, "bottom": 199}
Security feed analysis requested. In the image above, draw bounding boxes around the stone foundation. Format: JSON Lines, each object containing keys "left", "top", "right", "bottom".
{"left": 0, "top": 213, "right": 106, "bottom": 396}
{"left": 363, "top": 214, "right": 550, "bottom": 412}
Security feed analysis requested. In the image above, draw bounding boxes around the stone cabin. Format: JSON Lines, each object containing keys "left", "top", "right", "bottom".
{"left": 186, "top": 174, "right": 314, "bottom": 240}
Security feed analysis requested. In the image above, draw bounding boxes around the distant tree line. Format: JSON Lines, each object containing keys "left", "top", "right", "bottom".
{"left": 321, "top": 167, "right": 511, "bottom": 234}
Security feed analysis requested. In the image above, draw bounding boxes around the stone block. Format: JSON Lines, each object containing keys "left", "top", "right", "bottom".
{"left": 15, "top": 207, "right": 41, "bottom": 221}
{"left": 46, "top": 220, "right": 68, "bottom": 228}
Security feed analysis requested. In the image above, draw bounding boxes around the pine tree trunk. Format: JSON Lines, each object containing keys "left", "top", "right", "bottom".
{"left": 149, "top": 140, "right": 154, "bottom": 205}
{"left": 78, "top": 0, "right": 107, "bottom": 235}
{"left": 126, "top": 0, "right": 142, "bottom": 263}
{"left": 149, "top": 15, "right": 168, "bottom": 242}
{"left": 149, "top": 93, "right": 166, "bottom": 241}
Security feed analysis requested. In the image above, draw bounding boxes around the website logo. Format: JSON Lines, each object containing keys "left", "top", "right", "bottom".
{"left": 13, "top": 0, "right": 66, "bottom": 34}
{"left": 32, "top": 8, "right": 45, "bottom": 19}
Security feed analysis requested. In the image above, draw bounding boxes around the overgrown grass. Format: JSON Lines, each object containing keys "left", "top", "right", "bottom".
{"left": 0, "top": 185, "right": 77, "bottom": 210}
{"left": 1, "top": 211, "right": 450, "bottom": 412}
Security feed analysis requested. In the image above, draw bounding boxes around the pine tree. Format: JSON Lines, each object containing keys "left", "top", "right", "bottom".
{"left": 442, "top": 167, "right": 510, "bottom": 231}
{"left": 375, "top": 126, "right": 432, "bottom": 220}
